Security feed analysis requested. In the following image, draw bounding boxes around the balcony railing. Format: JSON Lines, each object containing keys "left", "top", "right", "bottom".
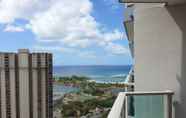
{"left": 108, "top": 91, "right": 174, "bottom": 118}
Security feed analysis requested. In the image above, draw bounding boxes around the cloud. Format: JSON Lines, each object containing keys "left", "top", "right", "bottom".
{"left": 0, "top": 0, "right": 51, "bottom": 23}
{"left": 105, "top": 43, "right": 130, "bottom": 55}
{"left": 26, "top": 0, "right": 124, "bottom": 48}
{"left": 3, "top": 25, "right": 24, "bottom": 32}
{"left": 33, "top": 45, "right": 97, "bottom": 60}
{"left": 103, "top": 30, "right": 122, "bottom": 42}
{"left": 27, "top": 0, "right": 98, "bottom": 48}
{"left": 103, "top": 0, "right": 120, "bottom": 10}
{"left": 0, "top": 0, "right": 129, "bottom": 56}
{"left": 33, "top": 45, "right": 78, "bottom": 54}
{"left": 79, "top": 51, "right": 97, "bottom": 59}
{"left": 33, "top": 45, "right": 61, "bottom": 52}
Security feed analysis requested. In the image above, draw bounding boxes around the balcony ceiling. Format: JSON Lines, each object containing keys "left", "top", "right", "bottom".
{"left": 119, "top": 0, "right": 186, "bottom": 5}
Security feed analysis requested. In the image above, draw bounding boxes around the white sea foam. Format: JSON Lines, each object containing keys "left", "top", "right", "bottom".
{"left": 111, "top": 74, "right": 126, "bottom": 78}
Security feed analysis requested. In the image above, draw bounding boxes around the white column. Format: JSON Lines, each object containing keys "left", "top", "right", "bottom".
{"left": 32, "top": 54, "right": 38, "bottom": 118}
{"left": 18, "top": 53, "right": 30, "bottom": 118}
{"left": 41, "top": 54, "right": 46, "bottom": 118}
{"left": 1, "top": 69, "right": 6, "bottom": 118}
{"left": 10, "top": 69, "right": 16, "bottom": 118}
{"left": 41, "top": 69, "right": 46, "bottom": 118}
{"left": 9, "top": 54, "right": 17, "bottom": 118}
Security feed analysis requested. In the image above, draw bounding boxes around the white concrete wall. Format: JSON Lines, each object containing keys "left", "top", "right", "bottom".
{"left": 134, "top": 3, "right": 186, "bottom": 118}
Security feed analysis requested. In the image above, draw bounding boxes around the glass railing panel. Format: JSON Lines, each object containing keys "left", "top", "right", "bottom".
{"left": 127, "top": 95, "right": 165, "bottom": 118}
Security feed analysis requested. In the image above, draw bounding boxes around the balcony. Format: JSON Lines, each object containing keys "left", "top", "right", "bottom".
{"left": 108, "top": 91, "right": 174, "bottom": 118}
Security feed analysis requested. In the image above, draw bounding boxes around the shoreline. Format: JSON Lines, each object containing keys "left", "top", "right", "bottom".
{"left": 53, "top": 75, "right": 128, "bottom": 118}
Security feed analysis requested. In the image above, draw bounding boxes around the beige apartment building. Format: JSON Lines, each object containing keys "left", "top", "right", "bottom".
{"left": 108, "top": 0, "right": 186, "bottom": 118}
{"left": 0, "top": 49, "right": 53, "bottom": 118}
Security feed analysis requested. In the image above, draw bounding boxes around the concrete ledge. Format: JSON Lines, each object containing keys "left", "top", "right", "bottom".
{"left": 119, "top": 0, "right": 186, "bottom": 5}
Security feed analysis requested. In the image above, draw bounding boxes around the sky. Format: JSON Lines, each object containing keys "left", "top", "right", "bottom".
{"left": 0, "top": 0, "right": 132, "bottom": 65}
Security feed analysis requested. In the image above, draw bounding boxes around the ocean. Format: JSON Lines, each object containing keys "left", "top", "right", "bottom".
{"left": 53, "top": 65, "right": 132, "bottom": 100}
{"left": 53, "top": 65, "right": 131, "bottom": 83}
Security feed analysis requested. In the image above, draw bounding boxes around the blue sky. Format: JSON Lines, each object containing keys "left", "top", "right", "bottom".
{"left": 0, "top": 0, "right": 132, "bottom": 65}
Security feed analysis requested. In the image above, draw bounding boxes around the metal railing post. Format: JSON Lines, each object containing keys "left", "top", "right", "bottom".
{"left": 167, "top": 94, "right": 173, "bottom": 118}
{"left": 125, "top": 96, "right": 128, "bottom": 118}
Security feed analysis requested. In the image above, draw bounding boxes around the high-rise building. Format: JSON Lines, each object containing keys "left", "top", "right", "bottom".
{"left": 0, "top": 49, "right": 53, "bottom": 118}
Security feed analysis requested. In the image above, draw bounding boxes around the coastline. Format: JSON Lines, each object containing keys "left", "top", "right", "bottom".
{"left": 52, "top": 65, "right": 131, "bottom": 118}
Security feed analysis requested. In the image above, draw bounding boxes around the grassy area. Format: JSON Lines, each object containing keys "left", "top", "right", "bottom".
{"left": 54, "top": 75, "right": 89, "bottom": 82}
{"left": 53, "top": 75, "right": 125, "bottom": 117}
{"left": 61, "top": 96, "right": 116, "bottom": 117}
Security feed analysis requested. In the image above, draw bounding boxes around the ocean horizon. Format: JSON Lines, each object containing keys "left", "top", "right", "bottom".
{"left": 53, "top": 65, "right": 132, "bottom": 83}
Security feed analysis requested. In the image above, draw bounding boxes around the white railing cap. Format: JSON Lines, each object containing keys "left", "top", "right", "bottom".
{"left": 107, "top": 93, "right": 126, "bottom": 118}
{"left": 122, "top": 90, "right": 174, "bottom": 96}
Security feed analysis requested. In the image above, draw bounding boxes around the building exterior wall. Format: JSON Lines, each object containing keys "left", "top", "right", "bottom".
{"left": 48, "top": 54, "right": 53, "bottom": 118}
{"left": 32, "top": 69, "right": 38, "bottom": 118}
{"left": 0, "top": 49, "right": 53, "bottom": 118}
{"left": 18, "top": 52, "right": 30, "bottom": 118}
{"left": 133, "top": 3, "right": 186, "bottom": 118}
{"left": 9, "top": 54, "right": 17, "bottom": 118}
{"left": 32, "top": 54, "right": 38, "bottom": 118}
{"left": 1, "top": 69, "right": 6, "bottom": 118}
{"left": 41, "top": 54, "right": 46, "bottom": 118}
{"left": 41, "top": 69, "right": 46, "bottom": 118}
